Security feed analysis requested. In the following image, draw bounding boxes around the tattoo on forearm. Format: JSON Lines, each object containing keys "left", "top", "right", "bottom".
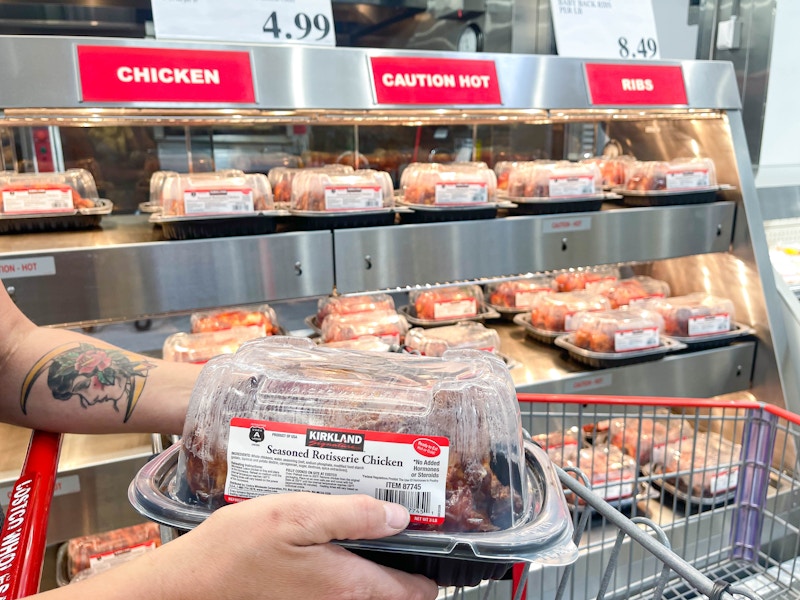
{"left": 20, "top": 343, "right": 156, "bottom": 422}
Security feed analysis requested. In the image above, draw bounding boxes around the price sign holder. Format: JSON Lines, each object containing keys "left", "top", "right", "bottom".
{"left": 549, "top": 0, "right": 660, "bottom": 60}
{"left": 151, "top": 0, "right": 336, "bottom": 47}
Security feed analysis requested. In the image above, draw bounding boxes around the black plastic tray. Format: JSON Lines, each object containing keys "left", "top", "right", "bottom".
{"left": 0, "top": 199, "right": 113, "bottom": 234}
{"left": 485, "top": 302, "right": 528, "bottom": 321}
{"left": 512, "top": 312, "right": 562, "bottom": 346}
{"left": 397, "top": 202, "right": 500, "bottom": 224}
{"left": 554, "top": 335, "right": 687, "bottom": 369}
{"left": 500, "top": 193, "right": 611, "bottom": 216}
{"left": 287, "top": 209, "right": 396, "bottom": 230}
{"left": 398, "top": 303, "right": 500, "bottom": 327}
{"left": 665, "top": 323, "right": 756, "bottom": 352}
{"left": 612, "top": 186, "right": 723, "bottom": 207}
{"left": 151, "top": 212, "right": 282, "bottom": 240}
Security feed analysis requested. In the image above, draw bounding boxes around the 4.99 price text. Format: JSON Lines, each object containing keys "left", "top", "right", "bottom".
{"left": 263, "top": 10, "right": 332, "bottom": 42}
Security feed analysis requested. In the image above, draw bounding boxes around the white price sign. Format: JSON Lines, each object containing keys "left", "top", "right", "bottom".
{"left": 549, "top": 0, "right": 660, "bottom": 60}
{"left": 152, "top": 0, "right": 336, "bottom": 47}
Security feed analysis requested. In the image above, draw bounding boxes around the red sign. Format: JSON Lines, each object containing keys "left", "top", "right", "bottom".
{"left": 585, "top": 63, "right": 687, "bottom": 106}
{"left": 76, "top": 45, "right": 255, "bottom": 104}
{"left": 370, "top": 56, "right": 502, "bottom": 105}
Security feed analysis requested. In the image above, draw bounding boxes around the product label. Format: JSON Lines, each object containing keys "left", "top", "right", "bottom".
{"left": 323, "top": 186, "right": 383, "bottom": 211}
{"left": 2, "top": 187, "right": 73, "bottom": 213}
{"left": 434, "top": 182, "right": 487, "bottom": 205}
{"left": 183, "top": 188, "right": 254, "bottom": 214}
{"left": 666, "top": 169, "right": 710, "bottom": 190}
{"left": 595, "top": 477, "right": 636, "bottom": 502}
{"left": 433, "top": 298, "right": 478, "bottom": 320}
{"left": 225, "top": 419, "right": 449, "bottom": 525}
{"left": 514, "top": 289, "right": 550, "bottom": 308}
{"left": 614, "top": 327, "right": 659, "bottom": 352}
{"left": 88, "top": 541, "right": 158, "bottom": 570}
{"left": 548, "top": 175, "right": 595, "bottom": 198}
{"left": 688, "top": 314, "right": 730, "bottom": 336}
{"left": 709, "top": 469, "right": 738, "bottom": 494}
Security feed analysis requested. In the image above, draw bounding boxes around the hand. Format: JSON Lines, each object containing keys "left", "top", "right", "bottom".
{"left": 50, "top": 493, "right": 439, "bottom": 600}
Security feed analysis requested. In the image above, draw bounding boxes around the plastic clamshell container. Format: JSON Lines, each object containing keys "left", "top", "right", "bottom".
{"left": 581, "top": 156, "right": 635, "bottom": 188}
{"left": 486, "top": 276, "right": 557, "bottom": 310}
{"left": 60, "top": 522, "right": 161, "bottom": 585}
{"left": 531, "top": 427, "right": 582, "bottom": 451}
{"left": 570, "top": 308, "right": 665, "bottom": 354}
{"left": 586, "top": 276, "right": 671, "bottom": 309}
{"left": 625, "top": 158, "right": 717, "bottom": 192}
{"left": 401, "top": 162, "right": 498, "bottom": 206}
{"left": 528, "top": 291, "right": 611, "bottom": 333}
{"left": 290, "top": 169, "right": 394, "bottom": 212}
{"left": 156, "top": 171, "right": 274, "bottom": 216}
{"left": 0, "top": 169, "right": 99, "bottom": 214}
{"left": 321, "top": 335, "right": 394, "bottom": 352}
{"left": 404, "top": 322, "right": 501, "bottom": 357}
{"left": 594, "top": 415, "right": 694, "bottom": 464}
{"left": 190, "top": 305, "right": 280, "bottom": 335}
{"left": 162, "top": 326, "right": 265, "bottom": 364}
{"left": 320, "top": 309, "right": 408, "bottom": 345}
{"left": 545, "top": 444, "right": 637, "bottom": 503}
{"left": 646, "top": 432, "right": 742, "bottom": 501}
{"left": 410, "top": 285, "right": 485, "bottom": 321}
{"left": 506, "top": 161, "right": 601, "bottom": 199}
{"left": 554, "top": 266, "right": 620, "bottom": 292}
{"left": 638, "top": 293, "right": 735, "bottom": 337}
{"left": 268, "top": 165, "right": 353, "bottom": 206}
{"left": 129, "top": 338, "right": 577, "bottom": 585}
{"left": 316, "top": 293, "right": 396, "bottom": 326}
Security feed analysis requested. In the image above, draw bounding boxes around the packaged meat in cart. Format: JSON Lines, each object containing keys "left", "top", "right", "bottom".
{"left": 268, "top": 164, "right": 353, "bottom": 207}
{"left": 404, "top": 322, "right": 501, "bottom": 356}
{"left": 554, "top": 266, "right": 620, "bottom": 292}
{"left": 162, "top": 325, "right": 265, "bottom": 364}
{"left": 639, "top": 293, "right": 735, "bottom": 337}
{"left": 409, "top": 284, "right": 485, "bottom": 322}
{"left": 156, "top": 171, "right": 274, "bottom": 216}
{"left": 320, "top": 308, "right": 408, "bottom": 345}
{"left": 570, "top": 307, "right": 664, "bottom": 353}
{"left": 506, "top": 161, "right": 601, "bottom": 198}
{"left": 528, "top": 291, "right": 611, "bottom": 333}
{"left": 486, "top": 275, "right": 557, "bottom": 311}
{"left": 59, "top": 522, "right": 161, "bottom": 585}
{"left": 586, "top": 276, "right": 671, "bottom": 308}
{"left": 647, "top": 432, "right": 742, "bottom": 500}
{"left": 401, "top": 162, "right": 498, "bottom": 206}
{"left": 191, "top": 304, "right": 281, "bottom": 335}
{"left": 546, "top": 443, "right": 638, "bottom": 504}
{"left": 290, "top": 169, "right": 394, "bottom": 212}
{"left": 592, "top": 415, "right": 693, "bottom": 464}
{"left": 0, "top": 169, "right": 99, "bottom": 213}
{"left": 316, "top": 292, "right": 396, "bottom": 327}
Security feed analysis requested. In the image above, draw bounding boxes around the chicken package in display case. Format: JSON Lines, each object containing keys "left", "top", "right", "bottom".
{"left": 516, "top": 291, "right": 611, "bottom": 345}
{"left": 191, "top": 304, "right": 281, "bottom": 336}
{"left": 313, "top": 292, "right": 397, "bottom": 331}
{"left": 586, "top": 276, "right": 671, "bottom": 309}
{"left": 485, "top": 275, "right": 557, "bottom": 314}
{"left": 504, "top": 161, "right": 606, "bottom": 215}
{"left": 404, "top": 322, "right": 501, "bottom": 357}
{"left": 581, "top": 156, "right": 635, "bottom": 189}
{"left": 130, "top": 337, "right": 577, "bottom": 586}
{"left": 618, "top": 158, "right": 721, "bottom": 206}
{"left": 267, "top": 164, "right": 353, "bottom": 208}
{"left": 320, "top": 335, "right": 394, "bottom": 352}
{"left": 554, "top": 266, "right": 620, "bottom": 292}
{"left": 319, "top": 308, "right": 408, "bottom": 345}
{"left": 405, "top": 284, "right": 495, "bottom": 326}
{"left": 162, "top": 326, "right": 265, "bottom": 364}
{"left": 0, "top": 168, "right": 112, "bottom": 233}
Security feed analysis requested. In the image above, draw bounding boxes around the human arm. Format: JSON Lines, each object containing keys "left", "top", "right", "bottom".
{"left": 0, "top": 283, "right": 201, "bottom": 435}
{"left": 34, "top": 493, "right": 439, "bottom": 600}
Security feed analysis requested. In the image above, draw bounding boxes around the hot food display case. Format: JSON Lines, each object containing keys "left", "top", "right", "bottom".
{"left": 0, "top": 36, "right": 788, "bottom": 588}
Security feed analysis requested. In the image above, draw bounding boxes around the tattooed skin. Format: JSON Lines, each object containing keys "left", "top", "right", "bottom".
{"left": 20, "top": 342, "right": 155, "bottom": 422}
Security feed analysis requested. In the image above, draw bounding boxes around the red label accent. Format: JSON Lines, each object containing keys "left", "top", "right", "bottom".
{"left": 77, "top": 45, "right": 255, "bottom": 103}
{"left": 370, "top": 57, "right": 502, "bottom": 105}
{"left": 585, "top": 64, "right": 687, "bottom": 106}
{"left": 413, "top": 438, "right": 442, "bottom": 458}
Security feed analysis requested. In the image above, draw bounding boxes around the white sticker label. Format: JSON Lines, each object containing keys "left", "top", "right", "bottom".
{"left": 324, "top": 186, "right": 383, "bottom": 211}
{"left": 183, "top": 188, "right": 254, "bottom": 214}
{"left": 666, "top": 169, "right": 710, "bottom": 190}
{"left": 688, "top": 314, "right": 730, "bottom": 336}
{"left": 710, "top": 469, "right": 738, "bottom": 494}
{"left": 2, "top": 188, "right": 73, "bottom": 213}
{"left": 0, "top": 256, "right": 56, "bottom": 279}
{"left": 88, "top": 541, "right": 159, "bottom": 570}
{"left": 433, "top": 298, "right": 478, "bottom": 320}
{"left": 548, "top": 175, "right": 595, "bottom": 197}
{"left": 225, "top": 419, "right": 449, "bottom": 526}
{"left": 595, "top": 477, "right": 636, "bottom": 502}
{"left": 515, "top": 289, "right": 550, "bottom": 308}
{"left": 543, "top": 216, "right": 592, "bottom": 233}
{"left": 614, "top": 327, "right": 659, "bottom": 352}
{"left": 566, "top": 373, "right": 613, "bottom": 392}
{"left": 434, "top": 182, "right": 487, "bottom": 205}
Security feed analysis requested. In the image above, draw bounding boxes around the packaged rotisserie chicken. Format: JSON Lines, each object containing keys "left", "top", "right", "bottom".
{"left": 162, "top": 326, "right": 265, "bottom": 364}
{"left": 409, "top": 284, "right": 485, "bottom": 322}
{"left": 570, "top": 307, "right": 664, "bottom": 354}
{"left": 401, "top": 162, "right": 498, "bottom": 206}
{"left": 155, "top": 171, "right": 274, "bottom": 216}
{"left": 528, "top": 291, "right": 611, "bottom": 333}
{"left": 190, "top": 304, "right": 281, "bottom": 335}
{"left": 554, "top": 266, "right": 620, "bottom": 292}
{"left": 638, "top": 293, "right": 735, "bottom": 338}
{"left": 0, "top": 169, "right": 99, "bottom": 213}
{"left": 290, "top": 169, "right": 394, "bottom": 212}
{"left": 320, "top": 309, "right": 408, "bottom": 345}
{"left": 486, "top": 276, "right": 557, "bottom": 311}
{"left": 404, "top": 322, "right": 501, "bottom": 356}
{"left": 586, "top": 276, "right": 671, "bottom": 309}
{"left": 506, "top": 161, "right": 601, "bottom": 199}
{"left": 316, "top": 293, "right": 396, "bottom": 327}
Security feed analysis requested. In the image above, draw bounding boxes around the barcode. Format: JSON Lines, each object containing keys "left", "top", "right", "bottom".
{"left": 374, "top": 488, "right": 431, "bottom": 514}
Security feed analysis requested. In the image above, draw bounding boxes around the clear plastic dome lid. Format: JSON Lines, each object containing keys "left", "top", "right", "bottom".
{"left": 405, "top": 322, "right": 501, "bottom": 357}
{"left": 290, "top": 169, "right": 394, "bottom": 212}
{"left": 554, "top": 266, "right": 620, "bottom": 292}
{"left": 319, "top": 308, "right": 408, "bottom": 344}
{"left": 624, "top": 158, "right": 717, "bottom": 192}
{"left": 486, "top": 276, "right": 557, "bottom": 309}
{"left": 401, "top": 162, "right": 497, "bottom": 206}
{"left": 162, "top": 326, "right": 265, "bottom": 364}
{"left": 507, "top": 161, "right": 600, "bottom": 198}
{"left": 586, "top": 276, "right": 671, "bottom": 309}
{"left": 409, "top": 285, "right": 485, "bottom": 321}
{"left": 638, "top": 293, "right": 735, "bottom": 337}
{"left": 0, "top": 168, "right": 99, "bottom": 213}
{"left": 190, "top": 304, "right": 280, "bottom": 335}
{"left": 570, "top": 307, "right": 665, "bottom": 353}
{"left": 156, "top": 171, "right": 274, "bottom": 216}
{"left": 316, "top": 293, "right": 396, "bottom": 325}
{"left": 268, "top": 165, "right": 354, "bottom": 206}
{"left": 528, "top": 291, "right": 611, "bottom": 332}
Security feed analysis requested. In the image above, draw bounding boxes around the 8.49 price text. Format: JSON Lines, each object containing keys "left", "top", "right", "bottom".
{"left": 618, "top": 37, "right": 657, "bottom": 58}
{"left": 263, "top": 10, "right": 331, "bottom": 42}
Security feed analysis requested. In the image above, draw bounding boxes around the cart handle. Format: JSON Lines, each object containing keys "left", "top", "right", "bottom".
{"left": 516, "top": 393, "right": 800, "bottom": 426}
{"left": 0, "top": 430, "right": 62, "bottom": 600}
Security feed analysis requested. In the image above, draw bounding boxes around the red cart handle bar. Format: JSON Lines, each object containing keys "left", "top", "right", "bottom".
{"left": 515, "top": 393, "right": 800, "bottom": 427}
{"left": 0, "top": 431, "right": 62, "bottom": 600}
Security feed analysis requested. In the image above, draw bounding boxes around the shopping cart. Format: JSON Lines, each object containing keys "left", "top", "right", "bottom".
{"left": 4, "top": 393, "right": 800, "bottom": 600}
